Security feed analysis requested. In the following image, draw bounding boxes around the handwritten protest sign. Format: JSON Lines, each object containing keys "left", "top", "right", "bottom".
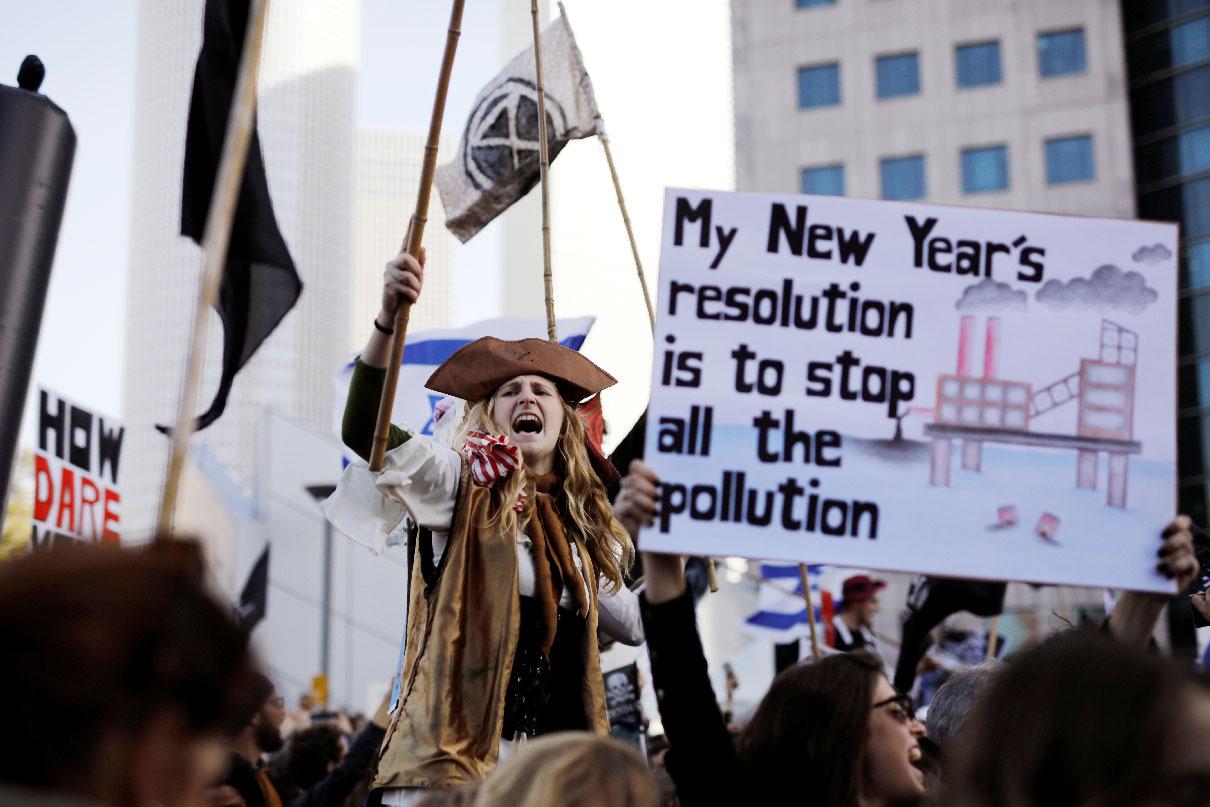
{"left": 643, "top": 189, "right": 1178, "bottom": 593}
{"left": 31, "top": 388, "right": 123, "bottom": 548}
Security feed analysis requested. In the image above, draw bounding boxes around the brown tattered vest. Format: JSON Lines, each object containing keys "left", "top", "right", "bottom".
{"left": 372, "top": 461, "right": 609, "bottom": 791}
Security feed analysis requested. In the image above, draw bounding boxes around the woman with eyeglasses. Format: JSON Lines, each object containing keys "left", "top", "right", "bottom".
{"left": 615, "top": 459, "right": 927, "bottom": 807}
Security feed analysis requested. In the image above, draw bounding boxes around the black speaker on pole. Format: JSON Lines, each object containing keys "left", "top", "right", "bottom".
{"left": 0, "top": 56, "right": 76, "bottom": 511}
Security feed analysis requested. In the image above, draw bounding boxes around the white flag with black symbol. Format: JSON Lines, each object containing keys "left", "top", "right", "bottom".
{"left": 435, "top": 13, "right": 600, "bottom": 242}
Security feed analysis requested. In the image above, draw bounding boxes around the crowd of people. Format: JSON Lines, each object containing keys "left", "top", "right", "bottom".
{"left": 4, "top": 246, "right": 1209, "bottom": 807}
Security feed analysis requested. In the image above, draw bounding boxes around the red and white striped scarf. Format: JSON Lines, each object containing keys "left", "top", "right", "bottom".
{"left": 461, "top": 431, "right": 527, "bottom": 513}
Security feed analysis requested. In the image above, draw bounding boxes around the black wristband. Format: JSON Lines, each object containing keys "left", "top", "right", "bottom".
{"left": 373, "top": 316, "right": 395, "bottom": 335}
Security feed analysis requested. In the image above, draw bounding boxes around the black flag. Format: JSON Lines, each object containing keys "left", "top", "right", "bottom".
{"left": 237, "top": 544, "right": 270, "bottom": 629}
{"left": 178, "top": 0, "right": 300, "bottom": 431}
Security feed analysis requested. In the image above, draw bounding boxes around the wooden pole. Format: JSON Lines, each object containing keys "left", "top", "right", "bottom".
{"left": 597, "top": 126, "right": 655, "bottom": 332}
{"left": 368, "top": 0, "right": 465, "bottom": 472}
{"left": 799, "top": 564, "right": 822, "bottom": 660}
{"left": 985, "top": 613, "right": 1002, "bottom": 662}
{"left": 155, "top": 0, "right": 272, "bottom": 535}
{"left": 530, "top": 0, "right": 558, "bottom": 343}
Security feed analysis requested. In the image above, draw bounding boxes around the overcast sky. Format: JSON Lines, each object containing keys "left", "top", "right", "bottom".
{"left": 0, "top": 0, "right": 507, "bottom": 425}
{"left": 2, "top": 0, "right": 733, "bottom": 440}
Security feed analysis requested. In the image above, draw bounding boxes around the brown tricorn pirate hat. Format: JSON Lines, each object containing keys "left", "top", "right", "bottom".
{"left": 424, "top": 337, "right": 617, "bottom": 403}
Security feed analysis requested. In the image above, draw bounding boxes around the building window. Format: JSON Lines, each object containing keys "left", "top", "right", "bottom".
{"left": 1130, "top": 64, "right": 1210, "bottom": 138}
{"left": 1179, "top": 358, "right": 1210, "bottom": 412}
{"left": 876, "top": 52, "right": 921, "bottom": 99}
{"left": 796, "top": 0, "right": 836, "bottom": 7}
{"left": 962, "top": 145, "right": 1009, "bottom": 193}
{"left": 1045, "top": 135, "right": 1095, "bottom": 183}
{"left": 1173, "top": 15, "right": 1210, "bottom": 67}
{"left": 798, "top": 63, "right": 841, "bottom": 108}
{"left": 1180, "top": 289, "right": 1210, "bottom": 356}
{"left": 802, "top": 164, "right": 845, "bottom": 196}
{"left": 1129, "top": 15, "right": 1210, "bottom": 74}
{"left": 955, "top": 41, "right": 1002, "bottom": 88}
{"left": 1038, "top": 29, "right": 1087, "bottom": 77}
{"left": 880, "top": 155, "right": 926, "bottom": 200}
{"left": 1135, "top": 124, "right": 1210, "bottom": 185}
{"left": 1141, "top": 175, "right": 1210, "bottom": 240}
{"left": 1186, "top": 240, "right": 1210, "bottom": 292}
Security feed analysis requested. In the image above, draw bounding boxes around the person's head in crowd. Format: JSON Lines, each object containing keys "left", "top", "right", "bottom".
{"left": 737, "top": 650, "right": 926, "bottom": 806}
{"left": 233, "top": 673, "right": 287, "bottom": 762}
{"left": 926, "top": 662, "right": 999, "bottom": 759}
{"left": 263, "top": 723, "right": 346, "bottom": 803}
{"left": 0, "top": 541, "right": 261, "bottom": 806}
{"left": 286, "top": 724, "right": 346, "bottom": 790}
{"left": 839, "top": 575, "right": 886, "bottom": 628}
{"left": 467, "top": 732, "right": 657, "bottom": 806}
{"left": 298, "top": 691, "right": 318, "bottom": 712}
{"left": 946, "top": 629, "right": 1210, "bottom": 806}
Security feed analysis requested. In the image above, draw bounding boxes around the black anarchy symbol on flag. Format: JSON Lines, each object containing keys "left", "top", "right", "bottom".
{"left": 461, "top": 77, "right": 569, "bottom": 192}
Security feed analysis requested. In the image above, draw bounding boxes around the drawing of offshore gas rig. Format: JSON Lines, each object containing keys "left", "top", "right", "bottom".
{"left": 925, "top": 315, "right": 1140, "bottom": 509}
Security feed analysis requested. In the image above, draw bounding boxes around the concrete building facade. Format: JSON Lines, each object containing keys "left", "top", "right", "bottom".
{"left": 733, "top": 0, "right": 1136, "bottom": 218}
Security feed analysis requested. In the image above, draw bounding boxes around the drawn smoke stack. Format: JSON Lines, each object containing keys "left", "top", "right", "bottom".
{"left": 983, "top": 316, "right": 1000, "bottom": 380}
{"left": 957, "top": 315, "right": 975, "bottom": 376}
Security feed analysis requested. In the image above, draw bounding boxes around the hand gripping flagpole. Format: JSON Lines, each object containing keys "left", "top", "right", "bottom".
{"left": 156, "top": 0, "right": 271, "bottom": 535}
{"left": 368, "top": 0, "right": 465, "bottom": 473}
{"left": 799, "top": 564, "right": 822, "bottom": 660}
{"left": 531, "top": 0, "right": 558, "bottom": 343}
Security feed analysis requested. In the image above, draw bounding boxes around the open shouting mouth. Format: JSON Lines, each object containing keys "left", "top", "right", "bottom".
{"left": 512, "top": 413, "right": 543, "bottom": 435}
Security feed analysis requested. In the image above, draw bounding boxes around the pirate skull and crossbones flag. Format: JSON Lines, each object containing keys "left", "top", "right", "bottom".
{"left": 435, "top": 13, "right": 600, "bottom": 243}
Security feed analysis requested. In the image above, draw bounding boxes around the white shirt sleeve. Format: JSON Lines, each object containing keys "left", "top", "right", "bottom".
{"left": 596, "top": 578, "right": 645, "bottom": 646}
{"left": 323, "top": 434, "right": 460, "bottom": 554}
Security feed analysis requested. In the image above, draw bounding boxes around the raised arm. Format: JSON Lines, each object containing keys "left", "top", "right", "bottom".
{"left": 614, "top": 460, "right": 744, "bottom": 804}
{"left": 1109, "top": 516, "right": 1198, "bottom": 646}
{"left": 342, "top": 247, "right": 425, "bottom": 460}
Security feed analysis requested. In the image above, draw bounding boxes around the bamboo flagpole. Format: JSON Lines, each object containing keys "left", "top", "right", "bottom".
{"left": 156, "top": 0, "right": 272, "bottom": 535}
{"left": 530, "top": 0, "right": 558, "bottom": 343}
{"left": 368, "top": 0, "right": 466, "bottom": 472}
{"left": 799, "top": 564, "right": 822, "bottom": 660}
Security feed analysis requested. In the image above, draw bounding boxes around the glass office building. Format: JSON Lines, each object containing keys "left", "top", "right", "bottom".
{"left": 1122, "top": 0, "right": 1210, "bottom": 522}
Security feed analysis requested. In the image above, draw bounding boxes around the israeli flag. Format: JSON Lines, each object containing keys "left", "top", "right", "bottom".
{"left": 333, "top": 316, "right": 595, "bottom": 462}
{"left": 742, "top": 563, "right": 834, "bottom": 643}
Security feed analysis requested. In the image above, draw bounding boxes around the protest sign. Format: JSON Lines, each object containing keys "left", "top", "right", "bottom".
{"left": 603, "top": 662, "right": 643, "bottom": 736}
{"left": 643, "top": 188, "right": 1178, "bottom": 592}
{"left": 31, "top": 388, "right": 124, "bottom": 547}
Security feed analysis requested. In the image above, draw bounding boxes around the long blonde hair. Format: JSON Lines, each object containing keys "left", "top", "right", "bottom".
{"left": 453, "top": 393, "right": 634, "bottom": 593}
{"left": 473, "top": 733, "right": 657, "bottom": 807}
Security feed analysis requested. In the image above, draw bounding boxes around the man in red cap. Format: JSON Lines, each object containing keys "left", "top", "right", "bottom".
{"left": 831, "top": 574, "right": 887, "bottom": 653}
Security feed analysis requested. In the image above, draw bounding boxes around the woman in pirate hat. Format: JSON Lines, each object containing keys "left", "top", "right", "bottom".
{"left": 325, "top": 249, "right": 642, "bottom": 801}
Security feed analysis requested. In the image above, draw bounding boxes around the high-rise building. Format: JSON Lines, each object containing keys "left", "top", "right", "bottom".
{"left": 350, "top": 130, "right": 458, "bottom": 352}
{"left": 732, "top": 0, "right": 1135, "bottom": 218}
{"left": 123, "top": 0, "right": 358, "bottom": 536}
{"left": 1121, "top": 2, "right": 1210, "bottom": 524}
